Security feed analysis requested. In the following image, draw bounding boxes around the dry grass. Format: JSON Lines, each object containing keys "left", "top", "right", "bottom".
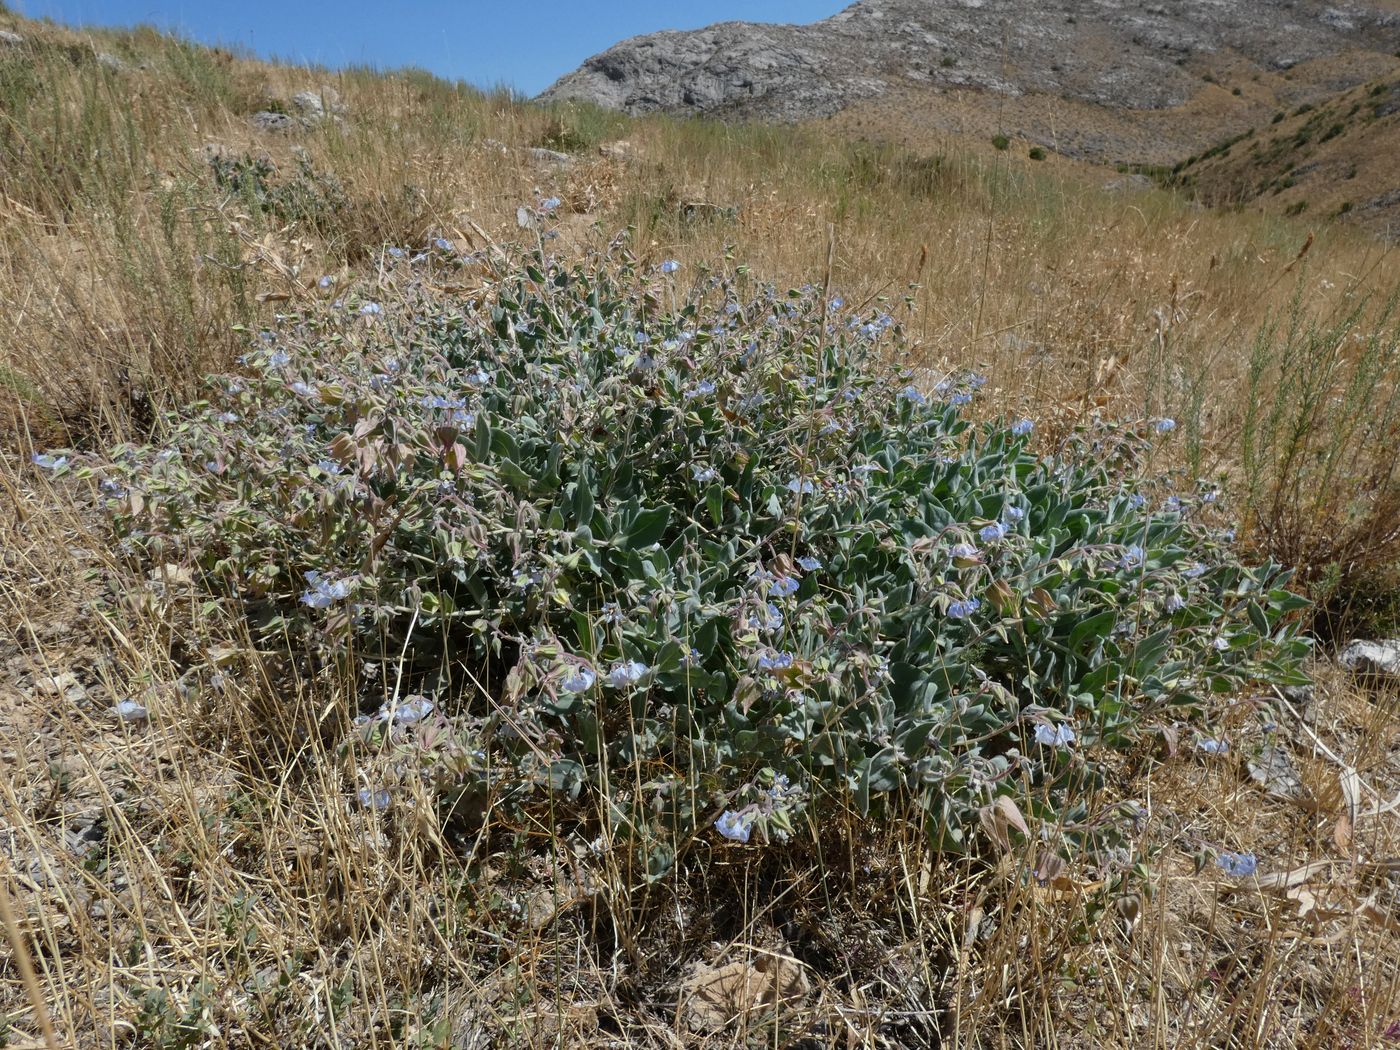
{"left": 1, "top": 13, "right": 1399, "bottom": 1049}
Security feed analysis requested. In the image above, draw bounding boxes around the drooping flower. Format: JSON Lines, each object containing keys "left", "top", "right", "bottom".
{"left": 1165, "top": 593, "right": 1186, "bottom": 612}
{"left": 359, "top": 302, "right": 383, "bottom": 316}
{"left": 31, "top": 453, "right": 68, "bottom": 471}
{"left": 947, "top": 597, "right": 981, "bottom": 619}
{"left": 432, "top": 237, "right": 454, "bottom": 251}
{"left": 980, "top": 522, "right": 1008, "bottom": 542}
{"left": 1034, "top": 722, "right": 1076, "bottom": 747}
{"left": 786, "top": 477, "right": 816, "bottom": 495}
{"left": 950, "top": 391, "right": 973, "bottom": 406}
{"left": 1120, "top": 545, "right": 1145, "bottom": 569}
{"left": 685, "top": 379, "right": 717, "bottom": 399}
{"left": 561, "top": 666, "right": 597, "bottom": 693}
{"left": 1003, "top": 506, "right": 1025, "bottom": 523}
{"left": 660, "top": 259, "right": 680, "bottom": 274}
{"left": 796, "top": 556, "right": 823, "bottom": 572}
{"left": 1155, "top": 418, "right": 1176, "bottom": 433}
{"left": 1215, "top": 851, "right": 1257, "bottom": 878}
{"left": 691, "top": 464, "right": 719, "bottom": 483}
{"left": 357, "top": 787, "right": 392, "bottom": 812}
{"left": 714, "top": 809, "right": 753, "bottom": 843}
{"left": 1010, "top": 417, "right": 1034, "bottom": 436}
{"left": 386, "top": 696, "right": 435, "bottom": 725}
{"left": 1196, "top": 737, "right": 1229, "bottom": 755}
{"left": 539, "top": 196, "right": 561, "bottom": 213}
{"left": 899, "top": 385, "right": 928, "bottom": 405}
{"left": 605, "top": 661, "right": 649, "bottom": 688}
{"left": 768, "top": 576, "right": 799, "bottom": 598}
{"left": 300, "top": 571, "right": 354, "bottom": 609}
{"left": 756, "top": 650, "right": 794, "bottom": 672}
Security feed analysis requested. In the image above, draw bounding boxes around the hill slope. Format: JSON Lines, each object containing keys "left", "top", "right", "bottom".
{"left": 1175, "top": 74, "right": 1400, "bottom": 235}
{"left": 541, "top": 0, "right": 1400, "bottom": 164}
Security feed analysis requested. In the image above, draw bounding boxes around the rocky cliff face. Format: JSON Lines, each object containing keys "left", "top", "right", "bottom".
{"left": 541, "top": 0, "right": 1400, "bottom": 129}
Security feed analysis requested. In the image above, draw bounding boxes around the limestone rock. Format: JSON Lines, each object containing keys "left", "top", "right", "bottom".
{"left": 540, "top": 0, "right": 1400, "bottom": 142}
{"left": 1338, "top": 639, "right": 1400, "bottom": 679}
{"left": 251, "top": 110, "right": 294, "bottom": 132}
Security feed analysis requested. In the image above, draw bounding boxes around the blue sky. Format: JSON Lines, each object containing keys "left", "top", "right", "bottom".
{"left": 14, "top": 1, "right": 848, "bottom": 95}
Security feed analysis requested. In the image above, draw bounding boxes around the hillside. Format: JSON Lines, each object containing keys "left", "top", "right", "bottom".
{"left": 1173, "top": 73, "right": 1400, "bottom": 235}
{"left": 542, "top": 0, "right": 1400, "bottom": 165}
{"left": 2, "top": 10, "right": 1400, "bottom": 1050}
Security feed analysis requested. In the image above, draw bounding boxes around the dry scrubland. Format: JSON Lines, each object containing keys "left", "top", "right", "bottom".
{"left": 1, "top": 12, "right": 1400, "bottom": 1050}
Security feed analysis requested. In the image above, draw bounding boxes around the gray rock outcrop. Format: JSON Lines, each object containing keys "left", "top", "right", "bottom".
{"left": 540, "top": 0, "right": 1400, "bottom": 125}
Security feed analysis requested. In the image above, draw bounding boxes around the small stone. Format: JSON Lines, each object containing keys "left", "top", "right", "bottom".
{"left": 526, "top": 146, "right": 574, "bottom": 166}
{"left": 0, "top": 30, "right": 25, "bottom": 47}
{"left": 291, "top": 87, "right": 344, "bottom": 119}
{"left": 36, "top": 671, "right": 79, "bottom": 696}
{"left": 1247, "top": 744, "right": 1308, "bottom": 802}
{"left": 1338, "top": 639, "right": 1400, "bottom": 680}
{"left": 113, "top": 699, "right": 149, "bottom": 723}
{"left": 250, "top": 111, "right": 294, "bottom": 132}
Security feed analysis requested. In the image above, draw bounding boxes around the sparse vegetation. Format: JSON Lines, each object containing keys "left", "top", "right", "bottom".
{"left": 2, "top": 12, "right": 1399, "bottom": 1050}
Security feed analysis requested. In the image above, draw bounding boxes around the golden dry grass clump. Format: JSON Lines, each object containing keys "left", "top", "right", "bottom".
{"left": 1, "top": 11, "right": 1399, "bottom": 1049}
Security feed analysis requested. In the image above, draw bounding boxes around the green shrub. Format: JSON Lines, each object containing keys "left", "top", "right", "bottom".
{"left": 991, "top": 134, "right": 1010, "bottom": 151}
{"left": 1028, "top": 146, "right": 1047, "bottom": 161}
{"left": 74, "top": 250, "right": 1308, "bottom": 872}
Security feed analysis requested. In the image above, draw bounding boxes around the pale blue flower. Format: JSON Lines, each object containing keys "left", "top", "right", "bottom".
{"left": 31, "top": 453, "right": 68, "bottom": 470}
{"left": 828, "top": 296, "right": 844, "bottom": 311}
{"left": 947, "top": 597, "right": 981, "bottom": 619}
{"left": 1003, "top": 506, "right": 1025, "bottom": 522}
{"left": 1215, "top": 851, "right": 1257, "bottom": 877}
{"left": 1034, "top": 722, "right": 1076, "bottom": 747}
{"left": 388, "top": 697, "right": 435, "bottom": 724}
{"left": 1165, "top": 593, "right": 1186, "bottom": 612}
{"left": 796, "top": 556, "right": 822, "bottom": 572}
{"left": 786, "top": 478, "right": 816, "bottom": 495}
{"left": 359, "top": 302, "right": 383, "bottom": 316}
{"left": 1120, "top": 545, "right": 1145, "bottom": 569}
{"left": 691, "top": 465, "right": 719, "bottom": 483}
{"left": 1213, "top": 636, "right": 1230, "bottom": 651}
{"left": 301, "top": 571, "right": 354, "bottom": 609}
{"left": 950, "top": 391, "right": 973, "bottom": 406}
{"left": 357, "top": 787, "right": 392, "bottom": 812}
{"left": 949, "top": 542, "right": 979, "bottom": 561}
{"left": 99, "top": 477, "right": 126, "bottom": 498}
{"left": 660, "top": 259, "right": 680, "bottom": 274}
{"left": 768, "top": 576, "right": 799, "bottom": 598}
{"left": 289, "top": 381, "right": 318, "bottom": 399}
{"left": 605, "top": 661, "right": 649, "bottom": 688}
{"left": 317, "top": 274, "right": 335, "bottom": 289}
{"left": 899, "top": 385, "right": 927, "bottom": 405}
{"left": 1196, "top": 737, "right": 1229, "bottom": 755}
{"left": 432, "top": 237, "right": 454, "bottom": 251}
{"left": 539, "top": 196, "right": 561, "bottom": 213}
{"left": 980, "top": 522, "right": 1008, "bottom": 542}
{"left": 1010, "top": 417, "right": 1034, "bottom": 436}
{"left": 685, "top": 379, "right": 717, "bottom": 399}
{"left": 1155, "top": 418, "right": 1176, "bottom": 433}
{"left": 714, "top": 809, "right": 752, "bottom": 843}
{"left": 561, "top": 666, "right": 597, "bottom": 693}
{"left": 756, "top": 650, "right": 794, "bottom": 672}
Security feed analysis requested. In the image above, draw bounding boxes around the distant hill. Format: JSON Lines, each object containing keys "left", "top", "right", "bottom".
{"left": 1171, "top": 75, "right": 1400, "bottom": 236}
{"left": 541, "top": 0, "right": 1400, "bottom": 166}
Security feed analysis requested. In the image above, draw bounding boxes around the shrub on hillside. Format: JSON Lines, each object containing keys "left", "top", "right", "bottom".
{"left": 79, "top": 249, "right": 1309, "bottom": 874}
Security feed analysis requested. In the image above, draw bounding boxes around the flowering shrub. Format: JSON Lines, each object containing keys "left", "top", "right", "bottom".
{"left": 87, "top": 249, "right": 1309, "bottom": 871}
